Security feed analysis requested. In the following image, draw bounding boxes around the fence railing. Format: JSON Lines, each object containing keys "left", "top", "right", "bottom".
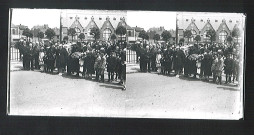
{"left": 10, "top": 46, "right": 21, "bottom": 61}
{"left": 126, "top": 49, "right": 137, "bottom": 63}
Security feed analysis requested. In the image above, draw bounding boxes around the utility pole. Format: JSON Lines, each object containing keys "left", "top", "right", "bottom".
{"left": 60, "top": 11, "right": 62, "bottom": 43}
{"left": 176, "top": 13, "right": 178, "bottom": 46}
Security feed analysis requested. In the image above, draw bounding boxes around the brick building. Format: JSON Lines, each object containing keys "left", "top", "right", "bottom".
{"left": 10, "top": 23, "right": 28, "bottom": 43}
{"left": 60, "top": 10, "right": 128, "bottom": 42}
{"left": 177, "top": 12, "right": 245, "bottom": 44}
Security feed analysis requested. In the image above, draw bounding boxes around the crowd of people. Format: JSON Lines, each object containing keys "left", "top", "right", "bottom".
{"left": 135, "top": 42, "right": 240, "bottom": 85}
{"left": 16, "top": 40, "right": 127, "bottom": 90}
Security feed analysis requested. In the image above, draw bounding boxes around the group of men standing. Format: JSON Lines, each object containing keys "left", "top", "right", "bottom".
{"left": 16, "top": 40, "right": 127, "bottom": 90}
{"left": 135, "top": 42, "right": 240, "bottom": 85}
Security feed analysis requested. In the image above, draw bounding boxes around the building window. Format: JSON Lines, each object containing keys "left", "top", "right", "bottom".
{"left": 229, "top": 20, "right": 232, "bottom": 23}
{"left": 186, "top": 19, "right": 189, "bottom": 22}
{"left": 103, "top": 28, "right": 112, "bottom": 41}
{"left": 215, "top": 20, "right": 218, "bottom": 22}
{"left": 85, "top": 17, "right": 87, "bottom": 20}
{"left": 12, "top": 29, "right": 16, "bottom": 35}
{"left": 200, "top": 19, "right": 203, "bottom": 22}
{"left": 219, "top": 30, "right": 228, "bottom": 43}
{"left": 70, "top": 17, "right": 73, "bottom": 19}
{"left": 99, "top": 17, "right": 102, "bottom": 20}
{"left": 113, "top": 17, "right": 116, "bottom": 20}
{"left": 128, "top": 31, "right": 132, "bottom": 36}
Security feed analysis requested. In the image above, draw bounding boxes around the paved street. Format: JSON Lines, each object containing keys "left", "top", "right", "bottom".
{"left": 10, "top": 70, "right": 126, "bottom": 117}
{"left": 9, "top": 62, "right": 242, "bottom": 119}
{"left": 126, "top": 72, "right": 242, "bottom": 119}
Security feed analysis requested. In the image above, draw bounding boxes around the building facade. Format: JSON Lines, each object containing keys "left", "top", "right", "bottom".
{"left": 60, "top": 10, "right": 128, "bottom": 42}
{"left": 177, "top": 12, "right": 245, "bottom": 44}
{"left": 147, "top": 26, "right": 176, "bottom": 44}
{"left": 11, "top": 23, "right": 28, "bottom": 43}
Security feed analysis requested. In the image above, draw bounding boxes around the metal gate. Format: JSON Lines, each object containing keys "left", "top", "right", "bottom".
{"left": 10, "top": 46, "right": 21, "bottom": 61}
{"left": 126, "top": 49, "right": 137, "bottom": 63}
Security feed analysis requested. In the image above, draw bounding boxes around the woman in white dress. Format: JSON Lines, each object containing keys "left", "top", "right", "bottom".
{"left": 156, "top": 49, "right": 162, "bottom": 74}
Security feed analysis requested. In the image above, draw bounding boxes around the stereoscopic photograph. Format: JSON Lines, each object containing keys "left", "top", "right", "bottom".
{"left": 8, "top": 8, "right": 245, "bottom": 119}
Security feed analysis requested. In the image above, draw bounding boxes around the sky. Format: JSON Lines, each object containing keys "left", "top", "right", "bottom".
{"left": 11, "top": 8, "right": 61, "bottom": 29}
{"left": 127, "top": 11, "right": 176, "bottom": 31}
{"left": 11, "top": 9, "right": 176, "bottom": 30}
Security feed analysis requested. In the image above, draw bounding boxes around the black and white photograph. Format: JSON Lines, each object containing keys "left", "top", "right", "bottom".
{"left": 8, "top": 9, "right": 245, "bottom": 119}
{"left": 125, "top": 11, "right": 245, "bottom": 119}
{"left": 8, "top": 9, "right": 127, "bottom": 116}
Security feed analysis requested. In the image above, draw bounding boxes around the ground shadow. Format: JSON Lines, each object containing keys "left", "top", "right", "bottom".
{"left": 99, "top": 84, "right": 123, "bottom": 90}
{"left": 178, "top": 75, "right": 200, "bottom": 81}
{"left": 217, "top": 86, "right": 239, "bottom": 91}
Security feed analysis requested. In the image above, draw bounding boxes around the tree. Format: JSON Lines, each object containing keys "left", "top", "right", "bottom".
{"left": 183, "top": 30, "right": 192, "bottom": 44}
{"left": 63, "top": 36, "right": 69, "bottom": 42}
{"left": 22, "top": 28, "right": 33, "bottom": 42}
{"left": 90, "top": 27, "right": 100, "bottom": 41}
{"left": 194, "top": 35, "right": 201, "bottom": 44}
{"left": 226, "top": 36, "right": 233, "bottom": 45}
{"left": 78, "top": 33, "right": 85, "bottom": 41}
{"left": 116, "top": 25, "right": 127, "bottom": 42}
{"left": 232, "top": 27, "right": 240, "bottom": 43}
{"left": 153, "top": 34, "right": 160, "bottom": 42}
{"left": 206, "top": 29, "right": 216, "bottom": 44}
{"left": 161, "top": 30, "right": 172, "bottom": 43}
{"left": 138, "top": 30, "right": 149, "bottom": 42}
{"left": 45, "top": 28, "right": 56, "bottom": 40}
{"left": 37, "top": 31, "right": 44, "bottom": 40}
{"left": 110, "top": 34, "right": 117, "bottom": 43}
{"left": 179, "top": 38, "right": 185, "bottom": 45}
{"left": 68, "top": 28, "right": 76, "bottom": 42}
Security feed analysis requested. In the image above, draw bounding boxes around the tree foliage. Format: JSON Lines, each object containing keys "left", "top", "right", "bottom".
{"left": 78, "top": 33, "right": 85, "bottom": 41}
{"left": 63, "top": 36, "right": 69, "bottom": 41}
{"left": 138, "top": 30, "right": 149, "bottom": 40}
{"left": 90, "top": 27, "right": 100, "bottom": 41}
{"left": 68, "top": 28, "right": 76, "bottom": 41}
{"left": 161, "top": 30, "right": 172, "bottom": 43}
{"left": 183, "top": 30, "right": 192, "bottom": 44}
{"left": 22, "top": 28, "right": 33, "bottom": 40}
{"left": 194, "top": 35, "right": 201, "bottom": 43}
{"left": 232, "top": 27, "right": 240, "bottom": 38}
{"left": 179, "top": 38, "right": 185, "bottom": 44}
{"left": 37, "top": 31, "right": 44, "bottom": 39}
{"left": 45, "top": 28, "right": 56, "bottom": 40}
{"left": 226, "top": 36, "right": 233, "bottom": 44}
{"left": 153, "top": 34, "right": 160, "bottom": 41}
{"left": 116, "top": 26, "right": 127, "bottom": 41}
{"left": 110, "top": 34, "right": 117, "bottom": 40}
{"left": 206, "top": 29, "right": 216, "bottom": 43}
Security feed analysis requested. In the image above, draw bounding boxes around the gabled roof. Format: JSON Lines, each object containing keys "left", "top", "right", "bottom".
{"left": 216, "top": 21, "right": 230, "bottom": 33}
{"left": 70, "top": 17, "right": 84, "bottom": 30}
{"left": 100, "top": 18, "right": 115, "bottom": 31}
{"left": 201, "top": 21, "right": 215, "bottom": 33}
{"left": 85, "top": 18, "right": 99, "bottom": 30}
{"left": 177, "top": 12, "right": 243, "bottom": 32}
